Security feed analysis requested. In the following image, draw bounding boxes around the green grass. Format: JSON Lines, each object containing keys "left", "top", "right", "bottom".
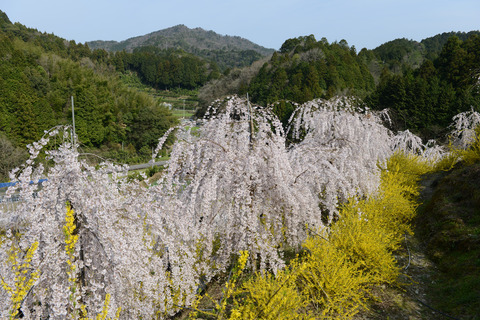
{"left": 171, "top": 109, "right": 195, "bottom": 119}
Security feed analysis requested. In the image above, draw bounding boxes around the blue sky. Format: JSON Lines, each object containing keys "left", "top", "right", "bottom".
{"left": 2, "top": 0, "right": 480, "bottom": 50}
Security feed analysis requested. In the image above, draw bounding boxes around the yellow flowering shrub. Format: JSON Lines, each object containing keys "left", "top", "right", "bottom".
{"left": 329, "top": 204, "right": 400, "bottom": 285}
{"left": 0, "top": 234, "right": 39, "bottom": 320}
{"left": 300, "top": 235, "right": 371, "bottom": 319}
{"left": 384, "top": 152, "right": 433, "bottom": 193}
{"left": 229, "top": 261, "right": 311, "bottom": 320}
{"left": 328, "top": 152, "right": 430, "bottom": 285}
{"left": 64, "top": 202, "right": 80, "bottom": 307}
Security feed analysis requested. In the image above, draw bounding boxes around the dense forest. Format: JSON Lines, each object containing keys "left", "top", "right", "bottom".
{"left": 0, "top": 10, "right": 177, "bottom": 179}
{"left": 368, "top": 31, "right": 480, "bottom": 72}
{"left": 110, "top": 46, "right": 214, "bottom": 90}
{"left": 249, "top": 36, "right": 375, "bottom": 105}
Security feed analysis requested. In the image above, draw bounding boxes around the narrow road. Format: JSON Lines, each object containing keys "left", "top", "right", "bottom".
{"left": 128, "top": 160, "right": 168, "bottom": 171}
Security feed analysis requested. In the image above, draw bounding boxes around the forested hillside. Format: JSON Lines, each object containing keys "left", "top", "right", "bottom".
{"left": 0, "top": 10, "right": 176, "bottom": 179}
{"left": 358, "top": 31, "right": 480, "bottom": 79}
{"left": 197, "top": 35, "right": 375, "bottom": 121}
{"left": 367, "top": 34, "right": 480, "bottom": 137}
{"left": 198, "top": 32, "right": 480, "bottom": 136}
{"left": 110, "top": 46, "right": 214, "bottom": 90}
{"left": 249, "top": 36, "right": 375, "bottom": 103}
{"left": 87, "top": 24, "right": 274, "bottom": 70}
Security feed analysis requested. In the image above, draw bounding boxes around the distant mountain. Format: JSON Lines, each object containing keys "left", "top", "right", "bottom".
{"left": 88, "top": 24, "right": 274, "bottom": 55}
{"left": 87, "top": 24, "right": 275, "bottom": 70}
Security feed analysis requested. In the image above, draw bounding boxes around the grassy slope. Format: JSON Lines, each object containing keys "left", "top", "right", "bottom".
{"left": 417, "top": 163, "right": 480, "bottom": 319}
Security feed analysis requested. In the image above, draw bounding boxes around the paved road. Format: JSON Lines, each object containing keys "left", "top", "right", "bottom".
{"left": 128, "top": 160, "right": 168, "bottom": 171}
{"left": 0, "top": 162, "right": 168, "bottom": 205}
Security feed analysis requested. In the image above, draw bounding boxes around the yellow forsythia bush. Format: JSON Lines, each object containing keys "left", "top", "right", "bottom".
{"left": 300, "top": 235, "right": 371, "bottom": 319}
{"left": 328, "top": 152, "right": 431, "bottom": 285}
{"left": 222, "top": 152, "right": 430, "bottom": 319}
{"left": 229, "top": 264, "right": 311, "bottom": 320}
{"left": 328, "top": 203, "right": 401, "bottom": 285}
{"left": 0, "top": 235, "right": 39, "bottom": 320}
{"left": 63, "top": 204, "right": 121, "bottom": 320}
{"left": 378, "top": 152, "right": 433, "bottom": 236}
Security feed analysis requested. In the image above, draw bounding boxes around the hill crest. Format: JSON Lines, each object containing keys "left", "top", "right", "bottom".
{"left": 87, "top": 24, "right": 274, "bottom": 56}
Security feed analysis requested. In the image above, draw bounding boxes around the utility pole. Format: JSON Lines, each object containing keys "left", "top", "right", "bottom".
{"left": 247, "top": 93, "right": 254, "bottom": 147}
{"left": 71, "top": 96, "right": 76, "bottom": 150}
{"left": 151, "top": 147, "right": 154, "bottom": 168}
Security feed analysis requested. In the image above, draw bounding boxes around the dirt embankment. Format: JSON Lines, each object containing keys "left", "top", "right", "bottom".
{"left": 415, "top": 164, "right": 480, "bottom": 319}
{"left": 357, "top": 165, "right": 480, "bottom": 320}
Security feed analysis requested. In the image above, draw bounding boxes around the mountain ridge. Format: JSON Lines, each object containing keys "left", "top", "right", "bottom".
{"left": 87, "top": 24, "right": 275, "bottom": 56}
